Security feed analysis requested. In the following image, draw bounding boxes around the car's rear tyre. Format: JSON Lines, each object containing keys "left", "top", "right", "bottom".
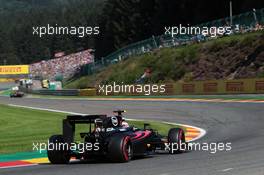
{"left": 108, "top": 135, "right": 132, "bottom": 163}
{"left": 47, "top": 135, "right": 70, "bottom": 164}
{"left": 168, "top": 128, "right": 186, "bottom": 154}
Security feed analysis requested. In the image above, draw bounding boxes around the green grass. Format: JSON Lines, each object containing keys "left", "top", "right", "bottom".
{"left": 0, "top": 104, "right": 184, "bottom": 154}
{"left": 0, "top": 89, "right": 11, "bottom": 96}
{"left": 65, "top": 31, "right": 264, "bottom": 89}
{"left": 0, "top": 104, "right": 65, "bottom": 154}
{"left": 64, "top": 44, "right": 200, "bottom": 88}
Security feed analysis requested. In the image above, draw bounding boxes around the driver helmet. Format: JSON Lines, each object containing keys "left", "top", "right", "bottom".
{"left": 121, "top": 118, "right": 129, "bottom": 128}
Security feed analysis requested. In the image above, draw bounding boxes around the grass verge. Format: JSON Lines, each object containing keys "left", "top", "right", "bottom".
{"left": 0, "top": 90, "right": 11, "bottom": 96}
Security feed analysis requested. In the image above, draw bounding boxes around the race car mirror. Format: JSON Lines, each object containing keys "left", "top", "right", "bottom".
{"left": 144, "top": 123, "right": 150, "bottom": 130}
{"left": 111, "top": 116, "right": 118, "bottom": 127}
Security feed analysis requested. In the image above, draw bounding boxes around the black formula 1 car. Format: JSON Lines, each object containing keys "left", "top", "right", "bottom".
{"left": 47, "top": 110, "right": 186, "bottom": 164}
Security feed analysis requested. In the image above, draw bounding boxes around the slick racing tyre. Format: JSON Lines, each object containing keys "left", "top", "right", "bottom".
{"left": 108, "top": 135, "right": 133, "bottom": 163}
{"left": 47, "top": 135, "right": 70, "bottom": 164}
{"left": 168, "top": 128, "right": 186, "bottom": 154}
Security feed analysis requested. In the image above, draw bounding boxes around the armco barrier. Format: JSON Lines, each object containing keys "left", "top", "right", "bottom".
{"left": 174, "top": 78, "right": 264, "bottom": 95}
{"left": 93, "top": 78, "right": 264, "bottom": 96}
{"left": 23, "top": 78, "right": 264, "bottom": 96}
{"left": 31, "top": 89, "right": 80, "bottom": 96}
{"left": 79, "top": 89, "right": 97, "bottom": 96}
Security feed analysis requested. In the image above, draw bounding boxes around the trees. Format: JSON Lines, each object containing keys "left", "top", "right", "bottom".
{"left": 95, "top": 0, "right": 264, "bottom": 59}
{"left": 0, "top": 0, "right": 263, "bottom": 65}
{"left": 0, "top": 0, "right": 103, "bottom": 64}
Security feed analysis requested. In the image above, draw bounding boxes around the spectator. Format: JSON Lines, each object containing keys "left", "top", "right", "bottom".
{"left": 30, "top": 49, "right": 93, "bottom": 80}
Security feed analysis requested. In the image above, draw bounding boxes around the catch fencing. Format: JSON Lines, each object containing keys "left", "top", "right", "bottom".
{"left": 79, "top": 8, "right": 264, "bottom": 76}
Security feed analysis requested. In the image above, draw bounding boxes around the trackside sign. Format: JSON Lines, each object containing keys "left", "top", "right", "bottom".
{"left": 0, "top": 65, "right": 29, "bottom": 75}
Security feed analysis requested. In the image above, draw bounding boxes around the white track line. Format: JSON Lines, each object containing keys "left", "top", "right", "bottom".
{"left": 8, "top": 104, "right": 206, "bottom": 142}
{"left": 8, "top": 104, "right": 87, "bottom": 115}
{"left": 221, "top": 168, "right": 233, "bottom": 172}
{"left": 2, "top": 104, "right": 206, "bottom": 169}
{"left": 0, "top": 164, "right": 38, "bottom": 169}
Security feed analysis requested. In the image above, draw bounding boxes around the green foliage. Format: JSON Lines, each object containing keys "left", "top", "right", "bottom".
{"left": 65, "top": 31, "right": 264, "bottom": 89}
{"left": 0, "top": 0, "right": 105, "bottom": 65}
{"left": 65, "top": 43, "right": 200, "bottom": 88}
{"left": 257, "top": 71, "right": 264, "bottom": 78}
{"left": 207, "top": 32, "right": 262, "bottom": 52}
{"left": 0, "top": 0, "right": 261, "bottom": 65}
{"left": 240, "top": 34, "right": 258, "bottom": 47}
{"left": 95, "top": 0, "right": 263, "bottom": 58}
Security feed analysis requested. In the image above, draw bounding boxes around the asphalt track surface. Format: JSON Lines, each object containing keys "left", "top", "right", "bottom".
{"left": 0, "top": 96, "right": 264, "bottom": 175}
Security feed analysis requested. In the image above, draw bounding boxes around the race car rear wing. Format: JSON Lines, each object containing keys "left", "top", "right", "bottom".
{"left": 63, "top": 115, "right": 107, "bottom": 143}
{"left": 66, "top": 115, "right": 107, "bottom": 123}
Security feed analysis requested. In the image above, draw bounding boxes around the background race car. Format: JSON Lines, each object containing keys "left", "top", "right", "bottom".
{"left": 10, "top": 86, "right": 24, "bottom": 98}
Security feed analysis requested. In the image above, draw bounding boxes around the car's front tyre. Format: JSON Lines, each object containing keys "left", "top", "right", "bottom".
{"left": 168, "top": 128, "right": 186, "bottom": 154}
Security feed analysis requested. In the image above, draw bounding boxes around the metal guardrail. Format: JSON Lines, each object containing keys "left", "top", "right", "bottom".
{"left": 79, "top": 8, "right": 264, "bottom": 77}
{"left": 20, "top": 78, "right": 264, "bottom": 96}
{"left": 32, "top": 89, "right": 80, "bottom": 96}
{"left": 20, "top": 87, "right": 80, "bottom": 96}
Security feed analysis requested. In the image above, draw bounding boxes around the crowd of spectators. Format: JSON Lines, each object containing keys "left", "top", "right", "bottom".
{"left": 30, "top": 49, "right": 93, "bottom": 80}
